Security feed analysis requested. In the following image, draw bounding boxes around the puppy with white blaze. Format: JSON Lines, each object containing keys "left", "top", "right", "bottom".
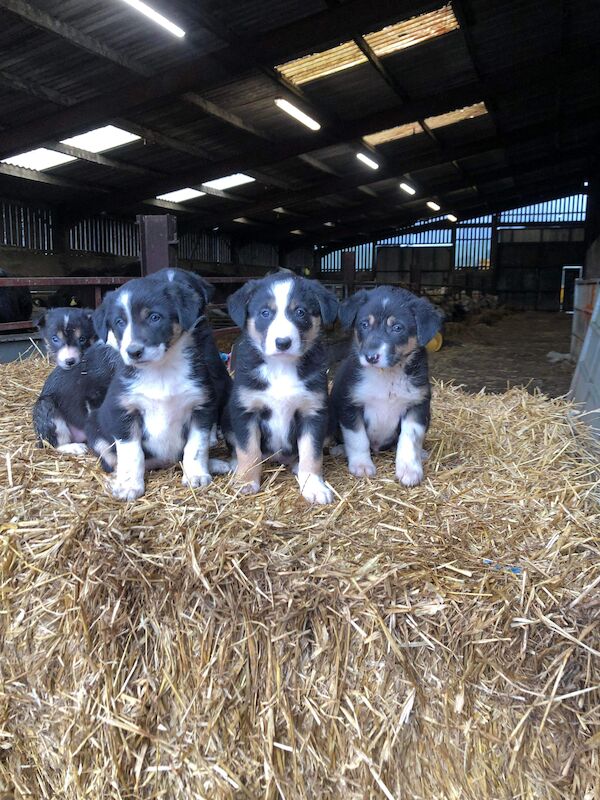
{"left": 33, "top": 307, "right": 119, "bottom": 454}
{"left": 87, "top": 269, "right": 231, "bottom": 501}
{"left": 330, "top": 286, "right": 443, "bottom": 486}
{"left": 224, "top": 271, "right": 338, "bottom": 504}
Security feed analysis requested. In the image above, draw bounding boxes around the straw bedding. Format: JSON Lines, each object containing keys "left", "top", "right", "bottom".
{"left": 1, "top": 357, "right": 598, "bottom": 800}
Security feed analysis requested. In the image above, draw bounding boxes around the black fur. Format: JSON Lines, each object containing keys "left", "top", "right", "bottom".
{"left": 86, "top": 269, "right": 231, "bottom": 495}
{"left": 38, "top": 307, "right": 96, "bottom": 368}
{"left": 331, "top": 286, "right": 442, "bottom": 484}
{"left": 224, "top": 272, "right": 338, "bottom": 503}
{"left": 0, "top": 268, "right": 32, "bottom": 324}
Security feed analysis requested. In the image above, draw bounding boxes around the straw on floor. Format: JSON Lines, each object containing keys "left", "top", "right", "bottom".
{"left": 1, "top": 357, "right": 598, "bottom": 799}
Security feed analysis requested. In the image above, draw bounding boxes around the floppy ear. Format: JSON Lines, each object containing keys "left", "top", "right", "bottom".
{"left": 227, "top": 281, "right": 258, "bottom": 329}
{"left": 339, "top": 289, "right": 369, "bottom": 329}
{"left": 410, "top": 297, "right": 444, "bottom": 346}
{"left": 168, "top": 284, "right": 200, "bottom": 330}
{"left": 36, "top": 313, "right": 46, "bottom": 332}
{"left": 93, "top": 291, "right": 115, "bottom": 342}
{"left": 311, "top": 281, "right": 339, "bottom": 326}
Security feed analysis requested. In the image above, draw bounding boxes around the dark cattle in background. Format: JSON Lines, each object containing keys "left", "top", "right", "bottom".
{"left": 0, "top": 268, "right": 33, "bottom": 323}
{"left": 45, "top": 262, "right": 141, "bottom": 309}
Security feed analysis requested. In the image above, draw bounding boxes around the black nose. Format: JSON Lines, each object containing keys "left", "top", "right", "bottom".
{"left": 64, "top": 357, "right": 76, "bottom": 367}
{"left": 275, "top": 337, "right": 292, "bottom": 351}
{"left": 366, "top": 352, "right": 380, "bottom": 364}
{"left": 126, "top": 344, "right": 144, "bottom": 360}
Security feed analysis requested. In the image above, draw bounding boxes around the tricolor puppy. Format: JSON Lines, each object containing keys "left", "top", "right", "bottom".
{"left": 87, "top": 268, "right": 231, "bottom": 500}
{"left": 33, "top": 307, "right": 119, "bottom": 454}
{"left": 38, "top": 307, "right": 96, "bottom": 369}
{"left": 225, "top": 272, "right": 338, "bottom": 504}
{"left": 330, "top": 286, "right": 442, "bottom": 486}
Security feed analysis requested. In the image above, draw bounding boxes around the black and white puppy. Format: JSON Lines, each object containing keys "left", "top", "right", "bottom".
{"left": 88, "top": 268, "right": 231, "bottom": 500}
{"left": 225, "top": 271, "right": 338, "bottom": 504}
{"left": 330, "top": 286, "right": 442, "bottom": 486}
{"left": 38, "top": 307, "right": 96, "bottom": 369}
{"left": 33, "top": 307, "right": 119, "bottom": 454}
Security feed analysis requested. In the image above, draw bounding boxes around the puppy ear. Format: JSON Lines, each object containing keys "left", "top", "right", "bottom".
{"left": 169, "top": 285, "right": 199, "bottom": 330}
{"left": 339, "top": 290, "right": 369, "bottom": 329}
{"left": 187, "top": 272, "right": 215, "bottom": 306}
{"left": 36, "top": 313, "right": 46, "bottom": 332}
{"left": 312, "top": 281, "right": 339, "bottom": 326}
{"left": 410, "top": 297, "right": 443, "bottom": 346}
{"left": 227, "top": 281, "right": 257, "bottom": 329}
{"left": 93, "top": 292, "right": 114, "bottom": 342}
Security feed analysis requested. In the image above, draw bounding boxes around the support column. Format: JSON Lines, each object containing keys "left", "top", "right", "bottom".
{"left": 137, "top": 214, "right": 178, "bottom": 275}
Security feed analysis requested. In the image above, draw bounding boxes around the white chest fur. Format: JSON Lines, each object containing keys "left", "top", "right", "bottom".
{"left": 353, "top": 365, "right": 426, "bottom": 450}
{"left": 240, "top": 359, "right": 324, "bottom": 453}
{"left": 124, "top": 341, "right": 206, "bottom": 463}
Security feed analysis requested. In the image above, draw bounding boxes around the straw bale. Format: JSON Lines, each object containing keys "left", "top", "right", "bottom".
{"left": 0, "top": 357, "right": 598, "bottom": 799}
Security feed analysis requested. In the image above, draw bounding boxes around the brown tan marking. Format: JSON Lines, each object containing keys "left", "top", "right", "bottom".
{"left": 296, "top": 428, "right": 323, "bottom": 478}
{"left": 394, "top": 335, "right": 418, "bottom": 359}
{"left": 247, "top": 317, "right": 263, "bottom": 349}
{"left": 235, "top": 421, "right": 262, "bottom": 492}
{"left": 368, "top": 314, "right": 375, "bottom": 326}
{"left": 386, "top": 316, "right": 396, "bottom": 327}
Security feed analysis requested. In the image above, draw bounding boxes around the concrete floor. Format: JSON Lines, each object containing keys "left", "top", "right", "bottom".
{"left": 429, "top": 311, "right": 574, "bottom": 397}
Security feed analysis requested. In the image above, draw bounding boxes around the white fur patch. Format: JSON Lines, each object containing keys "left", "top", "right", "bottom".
{"left": 353, "top": 365, "right": 427, "bottom": 451}
{"left": 106, "top": 330, "right": 118, "bottom": 350}
{"left": 341, "top": 424, "right": 376, "bottom": 477}
{"left": 56, "top": 345, "right": 80, "bottom": 369}
{"left": 111, "top": 438, "right": 145, "bottom": 500}
{"left": 118, "top": 291, "right": 133, "bottom": 362}
{"left": 57, "top": 443, "right": 88, "bottom": 456}
{"left": 264, "top": 280, "right": 300, "bottom": 357}
{"left": 182, "top": 425, "right": 212, "bottom": 488}
{"left": 122, "top": 334, "right": 207, "bottom": 467}
{"left": 239, "top": 358, "right": 324, "bottom": 456}
{"left": 53, "top": 416, "right": 73, "bottom": 447}
{"left": 395, "top": 418, "right": 426, "bottom": 486}
{"left": 297, "top": 472, "right": 333, "bottom": 504}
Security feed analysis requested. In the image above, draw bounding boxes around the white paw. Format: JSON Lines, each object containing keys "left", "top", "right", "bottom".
{"left": 348, "top": 458, "right": 376, "bottom": 478}
{"left": 238, "top": 479, "right": 260, "bottom": 495}
{"left": 396, "top": 460, "right": 423, "bottom": 487}
{"left": 111, "top": 477, "right": 145, "bottom": 501}
{"left": 182, "top": 470, "right": 212, "bottom": 488}
{"left": 57, "top": 443, "right": 88, "bottom": 456}
{"left": 208, "top": 458, "right": 233, "bottom": 475}
{"left": 298, "top": 473, "right": 334, "bottom": 505}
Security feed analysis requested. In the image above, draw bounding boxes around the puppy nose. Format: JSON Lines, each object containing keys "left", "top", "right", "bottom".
{"left": 64, "top": 357, "right": 76, "bottom": 367}
{"left": 366, "top": 352, "right": 380, "bottom": 364}
{"left": 126, "top": 343, "right": 144, "bottom": 360}
{"left": 275, "top": 337, "right": 292, "bottom": 351}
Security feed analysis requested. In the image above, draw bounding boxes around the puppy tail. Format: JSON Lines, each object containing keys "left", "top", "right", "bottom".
{"left": 32, "top": 396, "right": 59, "bottom": 448}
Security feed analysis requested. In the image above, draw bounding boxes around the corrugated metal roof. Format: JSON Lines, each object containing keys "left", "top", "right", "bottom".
{"left": 276, "top": 4, "right": 459, "bottom": 86}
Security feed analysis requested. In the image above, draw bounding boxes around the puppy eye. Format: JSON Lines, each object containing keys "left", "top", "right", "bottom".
{"left": 260, "top": 308, "right": 271, "bottom": 318}
{"left": 51, "top": 335, "right": 60, "bottom": 344}
{"left": 149, "top": 312, "right": 161, "bottom": 323}
{"left": 359, "top": 320, "right": 369, "bottom": 330}
{"left": 115, "top": 318, "right": 126, "bottom": 329}
{"left": 295, "top": 307, "right": 306, "bottom": 318}
{"left": 392, "top": 324, "right": 404, "bottom": 333}
{"left": 78, "top": 336, "right": 87, "bottom": 344}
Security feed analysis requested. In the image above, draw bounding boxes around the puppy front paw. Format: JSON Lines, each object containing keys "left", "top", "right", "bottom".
{"left": 238, "top": 479, "right": 261, "bottom": 495}
{"left": 348, "top": 457, "right": 376, "bottom": 478}
{"left": 111, "top": 477, "right": 145, "bottom": 501}
{"left": 182, "top": 470, "right": 212, "bottom": 488}
{"left": 298, "top": 473, "right": 334, "bottom": 505}
{"left": 395, "top": 459, "right": 423, "bottom": 487}
{"left": 57, "top": 443, "right": 88, "bottom": 456}
{"left": 208, "top": 458, "right": 233, "bottom": 475}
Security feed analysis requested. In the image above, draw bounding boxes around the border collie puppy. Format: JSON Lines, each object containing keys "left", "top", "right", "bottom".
{"left": 88, "top": 268, "right": 231, "bottom": 500}
{"left": 38, "top": 307, "right": 96, "bottom": 369}
{"left": 225, "top": 271, "right": 338, "bottom": 504}
{"left": 33, "top": 308, "right": 118, "bottom": 454}
{"left": 330, "top": 286, "right": 442, "bottom": 486}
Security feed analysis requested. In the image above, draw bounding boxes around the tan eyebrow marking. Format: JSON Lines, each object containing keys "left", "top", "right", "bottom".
{"left": 368, "top": 314, "right": 375, "bottom": 326}
{"left": 387, "top": 316, "right": 396, "bottom": 326}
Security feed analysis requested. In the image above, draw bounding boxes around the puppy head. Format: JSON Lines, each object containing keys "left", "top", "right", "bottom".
{"left": 94, "top": 276, "right": 200, "bottom": 367}
{"left": 340, "top": 286, "right": 442, "bottom": 368}
{"left": 228, "top": 272, "right": 338, "bottom": 359}
{"left": 148, "top": 268, "right": 214, "bottom": 311}
{"left": 38, "top": 307, "right": 95, "bottom": 369}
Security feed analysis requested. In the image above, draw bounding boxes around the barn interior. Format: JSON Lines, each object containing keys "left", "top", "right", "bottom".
{"left": 0, "top": 2, "right": 599, "bottom": 798}
{"left": 0, "top": 0, "right": 599, "bottom": 389}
